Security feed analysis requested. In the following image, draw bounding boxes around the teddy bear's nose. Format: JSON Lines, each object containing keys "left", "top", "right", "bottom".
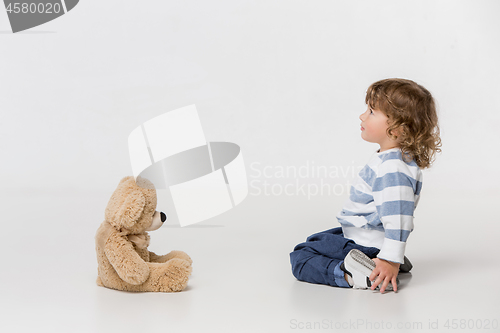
{"left": 160, "top": 212, "right": 166, "bottom": 222}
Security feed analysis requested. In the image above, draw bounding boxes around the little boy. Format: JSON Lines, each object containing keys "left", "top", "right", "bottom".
{"left": 290, "top": 78, "right": 441, "bottom": 293}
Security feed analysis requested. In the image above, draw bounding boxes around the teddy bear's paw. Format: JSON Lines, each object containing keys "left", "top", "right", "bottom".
{"left": 168, "top": 250, "right": 193, "bottom": 265}
{"left": 159, "top": 258, "right": 192, "bottom": 292}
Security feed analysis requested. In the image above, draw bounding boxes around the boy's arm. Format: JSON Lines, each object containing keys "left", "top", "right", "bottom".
{"left": 371, "top": 161, "right": 419, "bottom": 292}
{"left": 372, "top": 162, "right": 417, "bottom": 264}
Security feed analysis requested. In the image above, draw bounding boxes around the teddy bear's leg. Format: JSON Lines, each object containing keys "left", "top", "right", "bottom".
{"left": 159, "top": 258, "right": 192, "bottom": 292}
{"left": 143, "top": 259, "right": 192, "bottom": 292}
{"left": 150, "top": 250, "right": 193, "bottom": 265}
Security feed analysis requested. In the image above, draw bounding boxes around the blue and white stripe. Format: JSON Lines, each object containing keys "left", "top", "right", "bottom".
{"left": 337, "top": 148, "right": 422, "bottom": 264}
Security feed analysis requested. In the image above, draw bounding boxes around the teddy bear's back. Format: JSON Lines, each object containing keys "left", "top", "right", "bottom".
{"left": 95, "top": 222, "right": 121, "bottom": 289}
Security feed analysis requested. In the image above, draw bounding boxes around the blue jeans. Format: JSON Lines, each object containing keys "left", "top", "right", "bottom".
{"left": 290, "top": 227, "right": 380, "bottom": 288}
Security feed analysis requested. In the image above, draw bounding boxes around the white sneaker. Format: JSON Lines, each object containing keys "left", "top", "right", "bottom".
{"left": 341, "top": 249, "right": 398, "bottom": 291}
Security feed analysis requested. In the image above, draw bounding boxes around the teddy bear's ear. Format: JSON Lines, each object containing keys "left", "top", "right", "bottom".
{"left": 119, "top": 176, "right": 134, "bottom": 185}
{"left": 117, "top": 190, "right": 146, "bottom": 229}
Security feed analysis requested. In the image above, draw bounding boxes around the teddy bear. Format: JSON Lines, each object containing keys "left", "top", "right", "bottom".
{"left": 95, "top": 176, "right": 192, "bottom": 292}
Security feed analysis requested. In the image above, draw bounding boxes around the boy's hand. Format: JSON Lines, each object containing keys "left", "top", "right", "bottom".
{"left": 370, "top": 258, "right": 400, "bottom": 293}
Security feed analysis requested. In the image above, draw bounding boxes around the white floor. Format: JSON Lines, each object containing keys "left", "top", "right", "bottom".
{"left": 2, "top": 189, "right": 499, "bottom": 333}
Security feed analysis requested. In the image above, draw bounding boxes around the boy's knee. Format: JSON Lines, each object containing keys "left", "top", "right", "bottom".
{"left": 290, "top": 251, "right": 305, "bottom": 279}
{"left": 289, "top": 251, "right": 299, "bottom": 269}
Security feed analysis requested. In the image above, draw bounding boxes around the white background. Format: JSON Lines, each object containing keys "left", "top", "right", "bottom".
{"left": 1, "top": 1, "right": 499, "bottom": 332}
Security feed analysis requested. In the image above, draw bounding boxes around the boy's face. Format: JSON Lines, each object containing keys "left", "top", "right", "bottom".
{"left": 359, "top": 105, "right": 398, "bottom": 151}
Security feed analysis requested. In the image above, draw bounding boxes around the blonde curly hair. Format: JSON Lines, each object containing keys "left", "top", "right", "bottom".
{"left": 366, "top": 78, "right": 442, "bottom": 169}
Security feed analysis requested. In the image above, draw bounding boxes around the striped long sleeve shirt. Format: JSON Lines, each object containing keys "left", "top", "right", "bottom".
{"left": 336, "top": 148, "right": 422, "bottom": 264}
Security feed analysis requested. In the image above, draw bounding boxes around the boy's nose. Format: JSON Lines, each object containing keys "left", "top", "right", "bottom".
{"left": 360, "top": 109, "right": 369, "bottom": 121}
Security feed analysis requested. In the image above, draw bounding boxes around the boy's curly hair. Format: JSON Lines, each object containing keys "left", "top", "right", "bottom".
{"left": 366, "top": 78, "right": 442, "bottom": 169}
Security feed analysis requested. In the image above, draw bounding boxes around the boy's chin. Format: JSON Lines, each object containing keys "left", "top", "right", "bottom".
{"left": 360, "top": 134, "right": 376, "bottom": 144}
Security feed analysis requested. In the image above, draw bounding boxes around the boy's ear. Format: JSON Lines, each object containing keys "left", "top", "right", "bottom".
{"left": 389, "top": 126, "right": 402, "bottom": 140}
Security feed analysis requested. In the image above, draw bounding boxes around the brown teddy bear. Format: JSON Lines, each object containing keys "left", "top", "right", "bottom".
{"left": 95, "top": 176, "right": 192, "bottom": 292}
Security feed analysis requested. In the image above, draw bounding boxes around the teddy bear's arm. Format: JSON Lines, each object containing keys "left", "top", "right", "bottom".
{"left": 104, "top": 232, "right": 150, "bottom": 285}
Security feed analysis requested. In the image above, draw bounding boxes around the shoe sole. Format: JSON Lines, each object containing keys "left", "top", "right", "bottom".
{"left": 344, "top": 249, "right": 376, "bottom": 289}
{"left": 344, "top": 249, "right": 396, "bottom": 291}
